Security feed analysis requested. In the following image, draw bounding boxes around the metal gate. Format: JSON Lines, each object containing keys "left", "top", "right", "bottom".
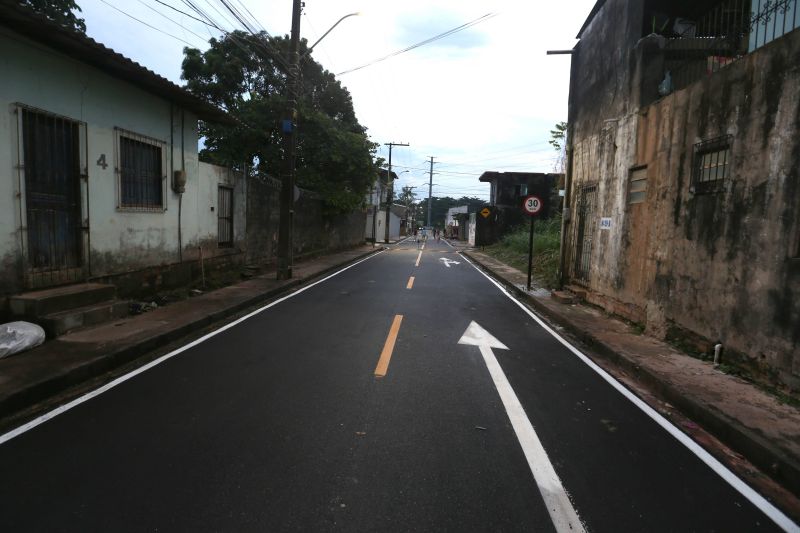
{"left": 217, "top": 185, "right": 233, "bottom": 247}
{"left": 22, "top": 108, "right": 83, "bottom": 286}
{"left": 574, "top": 185, "right": 597, "bottom": 282}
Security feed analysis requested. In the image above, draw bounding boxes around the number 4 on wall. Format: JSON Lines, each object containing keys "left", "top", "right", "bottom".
{"left": 96, "top": 154, "right": 108, "bottom": 169}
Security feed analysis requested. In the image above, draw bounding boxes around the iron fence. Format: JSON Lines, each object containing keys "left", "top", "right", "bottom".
{"left": 664, "top": 0, "right": 798, "bottom": 91}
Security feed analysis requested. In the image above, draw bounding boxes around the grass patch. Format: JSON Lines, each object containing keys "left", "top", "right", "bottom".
{"left": 483, "top": 215, "right": 562, "bottom": 289}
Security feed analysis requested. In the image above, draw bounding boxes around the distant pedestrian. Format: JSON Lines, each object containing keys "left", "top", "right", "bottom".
{"left": 413, "top": 227, "right": 418, "bottom": 242}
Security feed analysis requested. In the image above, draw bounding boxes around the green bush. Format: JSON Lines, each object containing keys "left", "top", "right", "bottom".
{"left": 484, "top": 214, "right": 562, "bottom": 289}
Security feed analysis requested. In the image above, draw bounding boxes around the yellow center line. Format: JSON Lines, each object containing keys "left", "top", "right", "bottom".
{"left": 374, "top": 314, "right": 403, "bottom": 378}
{"left": 415, "top": 251, "right": 422, "bottom": 267}
{"left": 406, "top": 276, "right": 415, "bottom": 289}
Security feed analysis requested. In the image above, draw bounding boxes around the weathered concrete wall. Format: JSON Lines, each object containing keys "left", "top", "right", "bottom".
{"left": 246, "top": 174, "right": 366, "bottom": 265}
{"left": 571, "top": 0, "right": 645, "bottom": 139}
{"left": 0, "top": 29, "right": 251, "bottom": 300}
{"left": 567, "top": 13, "right": 800, "bottom": 388}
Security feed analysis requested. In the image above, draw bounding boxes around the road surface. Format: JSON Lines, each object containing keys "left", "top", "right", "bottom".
{"left": 0, "top": 237, "right": 795, "bottom": 532}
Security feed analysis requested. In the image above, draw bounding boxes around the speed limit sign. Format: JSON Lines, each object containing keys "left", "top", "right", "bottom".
{"left": 522, "top": 195, "right": 543, "bottom": 216}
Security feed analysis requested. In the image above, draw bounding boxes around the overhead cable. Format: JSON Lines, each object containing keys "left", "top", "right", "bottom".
{"left": 337, "top": 12, "right": 497, "bottom": 76}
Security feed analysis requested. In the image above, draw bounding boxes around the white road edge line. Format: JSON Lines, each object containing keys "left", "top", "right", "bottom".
{"left": 459, "top": 252, "right": 800, "bottom": 533}
{"left": 0, "top": 250, "right": 387, "bottom": 447}
{"left": 442, "top": 238, "right": 455, "bottom": 249}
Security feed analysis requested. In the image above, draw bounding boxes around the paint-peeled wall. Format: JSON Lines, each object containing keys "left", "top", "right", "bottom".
{"left": 567, "top": 9, "right": 800, "bottom": 388}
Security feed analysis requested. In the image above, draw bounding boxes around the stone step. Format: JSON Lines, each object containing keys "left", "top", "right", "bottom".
{"left": 9, "top": 283, "right": 117, "bottom": 317}
{"left": 40, "top": 300, "right": 129, "bottom": 338}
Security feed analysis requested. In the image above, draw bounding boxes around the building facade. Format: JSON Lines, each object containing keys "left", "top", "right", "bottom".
{"left": 0, "top": 4, "right": 243, "bottom": 306}
{"left": 564, "top": 0, "right": 800, "bottom": 388}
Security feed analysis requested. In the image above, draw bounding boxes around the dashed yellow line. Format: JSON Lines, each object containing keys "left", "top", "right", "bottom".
{"left": 375, "top": 314, "right": 403, "bottom": 378}
{"left": 407, "top": 276, "right": 415, "bottom": 289}
{"left": 415, "top": 251, "right": 422, "bottom": 267}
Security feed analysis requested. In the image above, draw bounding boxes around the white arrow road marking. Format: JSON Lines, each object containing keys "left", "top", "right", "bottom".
{"left": 458, "top": 321, "right": 586, "bottom": 533}
{"left": 439, "top": 257, "right": 461, "bottom": 268}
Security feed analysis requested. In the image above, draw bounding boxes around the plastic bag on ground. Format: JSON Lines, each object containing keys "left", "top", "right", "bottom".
{"left": 0, "top": 321, "right": 46, "bottom": 359}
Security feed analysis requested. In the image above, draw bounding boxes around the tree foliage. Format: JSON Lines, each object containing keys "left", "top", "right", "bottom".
{"left": 548, "top": 121, "right": 568, "bottom": 173}
{"left": 21, "top": 0, "right": 86, "bottom": 33}
{"left": 414, "top": 196, "right": 487, "bottom": 229}
{"left": 397, "top": 186, "right": 417, "bottom": 208}
{"left": 181, "top": 31, "right": 378, "bottom": 214}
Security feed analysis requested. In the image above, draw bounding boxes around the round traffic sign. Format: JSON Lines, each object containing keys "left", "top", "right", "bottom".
{"left": 522, "top": 195, "right": 543, "bottom": 216}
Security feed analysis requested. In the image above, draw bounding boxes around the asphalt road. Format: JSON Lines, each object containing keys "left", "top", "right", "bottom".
{"left": 0, "top": 237, "right": 793, "bottom": 532}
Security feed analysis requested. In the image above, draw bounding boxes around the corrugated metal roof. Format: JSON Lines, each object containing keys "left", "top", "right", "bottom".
{"left": 0, "top": 1, "right": 234, "bottom": 124}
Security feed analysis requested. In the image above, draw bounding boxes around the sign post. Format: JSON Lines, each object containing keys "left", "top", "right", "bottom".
{"left": 522, "top": 195, "right": 543, "bottom": 291}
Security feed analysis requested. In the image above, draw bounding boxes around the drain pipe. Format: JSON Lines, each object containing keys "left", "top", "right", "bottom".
{"left": 713, "top": 342, "right": 723, "bottom": 367}
{"left": 199, "top": 246, "right": 206, "bottom": 289}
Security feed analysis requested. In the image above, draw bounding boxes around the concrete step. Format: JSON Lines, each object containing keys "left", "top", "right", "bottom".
{"left": 40, "top": 300, "right": 129, "bottom": 338}
{"left": 551, "top": 290, "right": 576, "bottom": 304}
{"left": 564, "top": 284, "right": 588, "bottom": 301}
{"left": 10, "top": 283, "right": 117, "bottom": 317}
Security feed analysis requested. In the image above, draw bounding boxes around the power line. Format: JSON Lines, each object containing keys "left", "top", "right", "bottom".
{"left": 134, "top": 0, "right": 208, "bottom": 42}
{"left": 232, "top": 0, "right": 266, "bottom": 33}
{"left": 337, "top": 12, "right": 497, "bottom": 76}
{"left": 98, "top": 0, "right": 203, "bottom": 47}
{"left": 219, "top": 0, "right": 257, "bottom": 34}
{"left": 151, "top": 0, "right": 212, "bottom": 26}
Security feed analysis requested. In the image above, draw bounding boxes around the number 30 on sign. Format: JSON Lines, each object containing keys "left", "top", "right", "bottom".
{"left": 522, "top": 195, "right": 542, "bottom": 216}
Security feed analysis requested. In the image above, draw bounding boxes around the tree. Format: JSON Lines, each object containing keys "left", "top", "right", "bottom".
{"left": 181, "top": 31, "right": 378, "bottom": 214}
{"left": 548, "top": 121, "right": 568, "bottom": 173}
{"left": 397, "top": 186, "right": 417, "bottom": 208}
{"left": 416, "top": 196, "right": 487, "bottom": 229}
{"left": 21, "top": 0, "right": 86, "bottom": 33}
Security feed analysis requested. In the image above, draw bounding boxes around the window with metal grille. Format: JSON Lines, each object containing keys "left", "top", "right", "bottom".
{"left": 218, "top": 186, "right": 233, "bottom": 247}
{"left": 628, "top": 166, "right": 647, "bottom": 204}
{"left": 117, "top": 130, "right": 166, "bottom": 210}
{"left": 692, "top": 135, "right": 732, "bottom": 194}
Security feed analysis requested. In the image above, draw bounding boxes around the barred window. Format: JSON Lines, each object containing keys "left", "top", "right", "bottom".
{"left": 692, "top": 135, "right": 732, "bottom": 195}
{"left": 116, "top": 129, "right": 166, "bottom": 210}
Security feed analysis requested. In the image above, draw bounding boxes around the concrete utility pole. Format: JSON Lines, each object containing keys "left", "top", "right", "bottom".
{"left": 276, "top": 0, "right": 302, "bottom": 280}
{"left": 384, "top": 142, "right": 409, "bottom": 243}
{"left": 277, "top": 6, "right": 358, "bottom": 276}
{"left": 426, "top": 156, "right": 435, "bottom": 227}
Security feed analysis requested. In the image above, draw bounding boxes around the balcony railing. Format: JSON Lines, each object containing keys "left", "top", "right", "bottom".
{"left": 661, "top": 0, "right": 798, "bottom": 92}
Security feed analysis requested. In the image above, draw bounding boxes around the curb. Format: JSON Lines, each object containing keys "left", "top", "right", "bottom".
{"left": 462, "top": 251, "right": 800, "bottom": 498}
{"left": 0, "top": 247, "right": 381, "bottom": 423}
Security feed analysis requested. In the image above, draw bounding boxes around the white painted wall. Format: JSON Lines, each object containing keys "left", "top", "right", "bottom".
{"left": 0, "top": 29, "right": 239, "bottom": 289}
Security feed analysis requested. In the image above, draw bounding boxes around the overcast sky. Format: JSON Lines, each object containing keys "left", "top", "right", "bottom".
{"left": 79, "top": 0, "right": 596, "bottom": 201}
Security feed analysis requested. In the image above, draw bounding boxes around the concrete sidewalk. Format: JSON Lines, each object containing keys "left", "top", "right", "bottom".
{"left": 454, "top": 242, "right": 800, "bottom": 507}
{"left": 0, "top": 245, "right": 380, "bottom": 427}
